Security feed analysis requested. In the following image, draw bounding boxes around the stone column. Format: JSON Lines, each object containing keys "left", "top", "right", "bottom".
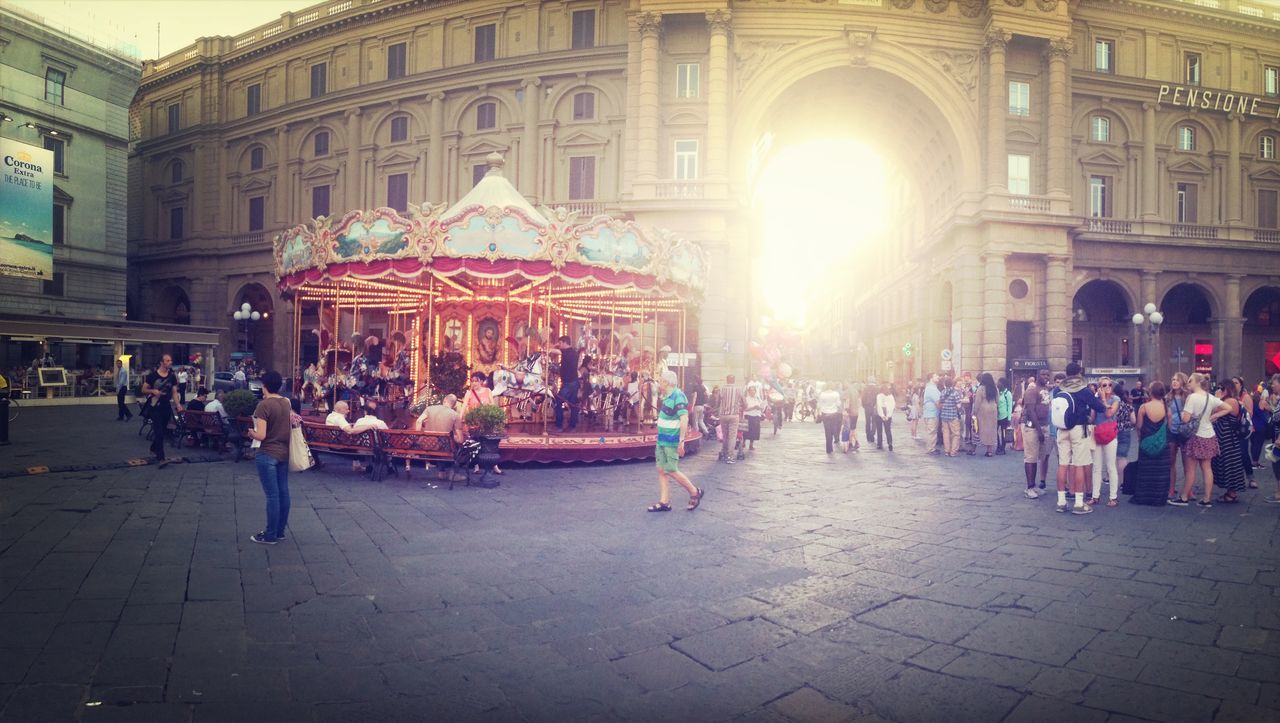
{"left": 1139, "top": 270, "right": 1159, "bottom": 373}
{"left": 622, "top": 15, "right": 642, "bottom": 194}
{"left": 428, "top": 92, "right": 445, "bottom": 203}
{"left": 1045, "top": 255, "right": 1070, "bottom": 371}
{"left": 705, "top": 10, "right": 730, "bottom": 182}
{"left": 345, "top": 109, "right": 362, "bottom": 212}
{"left": 275, "top": 125, "right": 289, "bottom": 224}
{"left": 520, "top": 78, "right": 541, "bottom": 200}
{"left": 635, "top": 12, "right": 662, "bottom": 183}
{"left": 954, "top": 246, "right": 984, "bottom": 373}
{"left": 985, "top": 29, "right": 1011, "bottom": 193}
{"left": 1226, "top": 115, "right": 1242, "bottom": 223}
{"left": 1222, "top": 275, "right": 1244, "bottom": 376}
{"left": 1046, "top": 38, "right": 1073, "bottom": 198}
{"left": 982, "top": 253, "right": 1008, "bottom": 373}
{"left": 1142, "top": 103, "right": 1158, "bottom": 219}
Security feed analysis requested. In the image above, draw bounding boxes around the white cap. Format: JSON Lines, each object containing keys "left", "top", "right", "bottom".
{"left": 661, "top": 370, "right": 678, "bottom": 386}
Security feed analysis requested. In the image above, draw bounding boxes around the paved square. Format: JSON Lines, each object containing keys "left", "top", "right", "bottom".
{"left": 1, "top": 407, "right": 1278, "bottom": 720}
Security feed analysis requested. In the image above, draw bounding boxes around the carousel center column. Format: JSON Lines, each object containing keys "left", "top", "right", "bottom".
{"left": 985, "top": 28, "right": 1011, "bottom": 193}
{"left": 1045, "top": 255, "right": 1070, "bottom": 371}
{"left": 705, "top": 10, "right": 730, "bottom": 185}
{"left": 635, "top": 12, "right": 662, "bottom": 185}
{"left": 428, "top": 92, "right": 446, "bottom": 203}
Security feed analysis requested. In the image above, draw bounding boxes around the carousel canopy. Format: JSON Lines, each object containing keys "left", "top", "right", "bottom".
{"left": 274, "top": 152, "right": 708, "bottom": 306}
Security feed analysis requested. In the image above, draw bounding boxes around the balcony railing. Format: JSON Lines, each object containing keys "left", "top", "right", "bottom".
{"left": 1076, "top": 218, "right": 1280, "bottom": 245}
{"left": 230, "top": 232, "right": 268, "bottom": 248}
{"left": 1008, "top": 195, "right": 1051, "bottom": 212}
{"left": 1086, "top": 218, "right": 1133, "bottom": 234}
{"left": 1170, "top": 223, "right": 1219, "bottom": 240}
{"left": 655, "top": 181, "right": 706, "bottom": 199}
{"left": 545, "top": 200, "right": 605, "bottom": 217}
{"left": 1256, "top": 229, "right": 1280, "bottom": 243}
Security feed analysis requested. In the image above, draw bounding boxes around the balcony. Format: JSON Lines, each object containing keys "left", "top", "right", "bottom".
{"left": 979, "top": 192, "right": 1072, "bottom": 216}
{"left": 543, "top": 200, "right": 606, "bottom": 218}
{"left": 1075, "top": 218, "right": 1280, "bottom": 245}
{"left": 1086, "top": 218, "right": 1133, "bottom": 234}
{"left": 655, "top": 181, "right": 706, "bottom": 200}
{"left": 1170, "top": 223, "right": 1219, "bottom": 240}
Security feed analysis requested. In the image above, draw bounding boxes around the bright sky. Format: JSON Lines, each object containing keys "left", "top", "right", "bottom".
{"left": 754, "top": 139, "right": 890, "bottom": 327}
{"left": 5, "top": 0, "right": 317, "bottom": 59}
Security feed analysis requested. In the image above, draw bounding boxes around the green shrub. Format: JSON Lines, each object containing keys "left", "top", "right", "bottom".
{"left": 463, "top": 403, "right": 506, "bottom": 436}
{"left": 223, "top": 389, "right": 259, "bottom": 419}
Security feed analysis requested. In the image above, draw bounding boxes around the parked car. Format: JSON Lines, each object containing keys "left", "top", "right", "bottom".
{"left": 212, "top": 371, "right": 262, "bottom": 398}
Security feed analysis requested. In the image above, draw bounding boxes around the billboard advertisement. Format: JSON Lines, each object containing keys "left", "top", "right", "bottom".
{"left": 0, "top": 138, "right": 54, "bottom": 280}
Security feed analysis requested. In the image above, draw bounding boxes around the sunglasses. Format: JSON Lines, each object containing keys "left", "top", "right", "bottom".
{"left": 1100, "top": 383, "right": 1111, "bottom": 388}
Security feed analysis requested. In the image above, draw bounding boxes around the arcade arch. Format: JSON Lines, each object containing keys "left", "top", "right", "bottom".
{"left": 1243, "top": 285, "right": 1280, "bottom": 380}
{"left": 231, "top": 282, "right": 276, "bottom": 370}
{"left": 1071, "top": 280, "right": 1133, "bottom": 367}
{"left": 1161, "top": 282, "right": 1216, "bottom": 377}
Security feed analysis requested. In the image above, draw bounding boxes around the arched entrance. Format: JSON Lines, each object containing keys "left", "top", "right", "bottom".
{"left": 1072, "top": 280, "right": 1133, "bottom": 368}
{"left": 232, "top": 283, "right": 275, "bottom": 370}
{"left": 154, "top": 285, "right": 191, "bottom": 325}
{"left": 1243, "top": 286, "right": 1280, "bottom": 381}
{"left": 1161, "top": 283, "right": 1215, "bottom": 378}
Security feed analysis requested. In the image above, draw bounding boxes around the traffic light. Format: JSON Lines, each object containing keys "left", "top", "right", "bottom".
{"left": 902, "top": 342, "right": 913, "bottom": 358}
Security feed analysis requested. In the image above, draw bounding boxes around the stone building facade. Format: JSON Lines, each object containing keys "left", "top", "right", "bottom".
{"left": 129, "top": 0, "right": 1280, "bottom": 383}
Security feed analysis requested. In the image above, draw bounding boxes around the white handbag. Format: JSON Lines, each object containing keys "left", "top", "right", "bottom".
{"left": 288, "top": 426, "right": 314, "bottom": 472}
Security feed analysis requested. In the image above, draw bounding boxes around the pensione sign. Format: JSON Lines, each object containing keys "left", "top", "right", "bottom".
{"left": 1157, "top": 84, "right": 1280, "bottom": 119}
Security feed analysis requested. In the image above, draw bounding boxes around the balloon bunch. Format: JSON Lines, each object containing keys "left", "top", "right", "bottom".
{"left": 749, "top": 317, "right": 801, "bottom": 394}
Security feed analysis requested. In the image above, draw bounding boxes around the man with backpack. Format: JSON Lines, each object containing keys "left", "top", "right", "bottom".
{"left": 1051, "top": 362, "right": 1108, "bottom": 514}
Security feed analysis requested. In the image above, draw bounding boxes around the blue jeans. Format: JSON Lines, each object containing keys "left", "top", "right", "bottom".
{"left": 555, "top": 379, "right": 580, "bottom": 429}
{"left": 255, "top": 453, "right": 290, "bottom": 540}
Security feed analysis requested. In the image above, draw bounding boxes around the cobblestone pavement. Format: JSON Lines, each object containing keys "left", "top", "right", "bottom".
{"left": 1, "top": 409, "right": 1278, "bottom": 722}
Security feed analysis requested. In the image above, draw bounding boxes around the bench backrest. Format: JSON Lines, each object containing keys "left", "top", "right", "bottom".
{"left": 300, "top": 422, "right": 381, "bottom": 453}
{"left": 182, "top": 410, "right": 226, "bottom": 433}
{"left": 382, "top": 429, "right": 456, "bottom": 460}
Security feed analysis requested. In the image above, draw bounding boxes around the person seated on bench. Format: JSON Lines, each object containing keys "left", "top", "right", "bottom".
{"left": 351, "top": 403, "right": 389, "bottom": 474}
{"left": 187, "top": 387, "right": 208, "bottom": 411}
{"left": 325, "top": 401, "right": 362, "bottom": 472}
{"left": 414, "top": 394, "right": 465, "bottom": 480}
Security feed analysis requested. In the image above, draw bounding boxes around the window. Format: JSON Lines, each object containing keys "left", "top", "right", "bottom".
{"left": 170, "top": 160, "right": 183, "bottom": 184}
{"left": 43, "top": 136, "right": 65, "bottom": 175}
{"left": 475, "top": 23, "right": 496, "bottom": 62}
{"left": 170, "top": 207, "right": 185, "bottom": 240}
{"left": 43, "top": 272, "right": 65, "bottom": 297}
{"left": 1185, "top": 53, "right": 1201, "bottom": 85}
{"left": 674, "top": 140, "right": 699, "bottom": 180}
{"left": 312, "top": 185, "right": 330, "bottom": 218}
{"left": 1007, "top": 154, "right": 1031, "bottom": 195}
{"left": 1262, "top": 134, "right": 1276, "bottom": 160}
{"left": 572, "top": 92, "right": 595, "bottom": 121}
{"left": 1267, "top": 66, "right": 1279, "bottom": 97}
{"left": 571, "top": 10, "right": 596, "bottom": 49}
{"left": 1008, "top": 81, "right": 1030, "bottom": 116}
{"left": 167, "top": 103, "right": 180, "bottom": 134}
{"left": 45, "top": 68, "right": 66, "bottom": 105}
{"left": 1177, "top": 125, "right": 1196, "bottom": 151}
{"left": 390, "top": 116, "right": 409, "bottom": 143}
{"left": 676, "top": 64, "right": 700, "bottom": 99}
{"left": 310, "top": 63, "right": 327, "bottom": 98}
{"left": 387, "top": 173, "right": 409, "bottom": 212}
{"left": 387, "top": 42, "right": 407, "bottom": 80}
{"left": 248, "top": 196, "right": 265, "bottom": 231}
{"left": 1094, "top": 40, "right": 1114, "bottom": 73}
{"left": 246, "top": 83, "right": 261, "bottom": 116}
{"left": 250, "top": 146, "right": 264, "bottom": 170}
{"left": 1176, "top": 182, "right": 1198, "bottom": 223}
{"left": 476, "top": 102, "right": 496, "bottom": 130}
{"left": 568, "top": 156, "right": 595, "bottom": 200}
{"left": 1089, "top": 175, "right": 1111, "bottom": 218}
{"left": 472, "top": 164, "right": 488, "bottom": 187}
{"left": 52, "top": 204, "right": 65, "bottom": 245}
{"left": 1091, "top": 116, "right": 1110, "bottom": 143}
{"left": 314, "top": 131, "right": 330, "bottom": 157}
{"left": 1259, "top": 189, "right": 1278, "bottom": 229}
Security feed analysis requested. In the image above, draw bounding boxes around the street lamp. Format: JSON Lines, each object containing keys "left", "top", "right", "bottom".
{"left": 232, "top": 302, "right": 264, "bottom": 355}
{"left": 1132, "top": 302, "right": 1164, "bottom": 382}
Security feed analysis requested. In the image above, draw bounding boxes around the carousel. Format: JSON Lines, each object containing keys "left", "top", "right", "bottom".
{"left": 273, "top": 153, "right": 707, "bottom": 463}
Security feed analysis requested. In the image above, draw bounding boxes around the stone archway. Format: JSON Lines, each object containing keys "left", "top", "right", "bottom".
{"left": 232, "top": 282, "right": 276, "bottom": 370}
{"left": 1072, "top": 280, "right": 1134, "bottom": 368}
{"left": 1161, "top": 283, "right": 1216, "bottom": 378}
{"left": 154, "top": 284, "right": 191, "bottom": 325}
{"left": 1243, "top": 286, "right": 1280, "bottom": 380}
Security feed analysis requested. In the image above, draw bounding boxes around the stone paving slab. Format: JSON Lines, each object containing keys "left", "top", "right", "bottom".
{"left": 0, "top": 407, "right": 1278, "bottom": 720}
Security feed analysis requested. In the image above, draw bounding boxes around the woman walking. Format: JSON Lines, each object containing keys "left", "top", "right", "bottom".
{"left": 1231, "top": 377, "right": 1257, "bottom": 489}
{"left": 875, "top": 383, "right": 895, "bottom": 451}
{"left": 816, "top": 382, "right": 842, "bottom": 455}
{"left": 1131, "top": 381, "right": 1171, "bottom": 505}
{"left": 743, "top": 383, "right": 765, "bottom": 453}
{"left": 246, "top": 370, "right": 291, "bottom": 544}
{"left": 996, "top": 377, "right": 1013, "bottom": 455}
{"left": 909, "top": 383, "right": 923, "bottom": 440}
{"left": 974, "top": 373, "right": 998, "bottom": 457}
{"left": 1210, "top": 381, "right": 1247, "bottom": 504}
{"left": 1167, "top": 372, "right": 1191, "bottom": 499}
{"left": 1172, "top": 373, "right": 1230, "bottom": 507}
{"left": 1090, "top": 377, "right": 1121, "bottom": 507}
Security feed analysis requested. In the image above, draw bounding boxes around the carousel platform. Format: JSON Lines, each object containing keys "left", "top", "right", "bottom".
{"left": 499, "top": 428, "right": 702, "bottom": 464}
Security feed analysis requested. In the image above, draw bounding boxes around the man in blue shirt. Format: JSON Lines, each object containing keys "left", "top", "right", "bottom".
{"left": 648, "top": 370, "right": 703, "bottom": 512}
{"left": 923, "top": 373, "right": 941, "bottom": 455}
{"left": 115, "top": 359, "right": 133, "bottom": 421}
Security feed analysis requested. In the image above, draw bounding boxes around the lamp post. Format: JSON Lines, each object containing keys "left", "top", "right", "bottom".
{"left": 1131, "top": 302, "right": 1164, "bottom": 383}
{"left": 232, "top": 302, "right": 264, "bottom": 357}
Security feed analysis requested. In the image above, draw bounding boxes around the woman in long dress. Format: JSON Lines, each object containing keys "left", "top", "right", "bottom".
{"left": 974, "top": 373, "right": 999, "bottom": 457}
{"left": 1211, "top": 381, "right": 1246, "bottom": 504}
{"left": 1131, "top": 381, "right": 1171, "bottom": 506}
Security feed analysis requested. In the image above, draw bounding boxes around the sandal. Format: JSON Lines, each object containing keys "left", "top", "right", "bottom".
{"left": 687, "top": 488, "right": 704, "bottom": 511}
{"left": 647, "top": 502, "right": 672, "bottom": 512}
{"left": 1106, "top": 499, "right": 1118, "bottom": 507}
{"left": 1247, "top": 481, "right": 1258, "bottom": 489}
{"left": 1216, "top": 494, "right": 1240, "bottom": 504}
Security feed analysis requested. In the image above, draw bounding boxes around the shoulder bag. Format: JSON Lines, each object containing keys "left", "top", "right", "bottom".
{"left": 1170, "top": 395, "right": 1206, "bottom": 445}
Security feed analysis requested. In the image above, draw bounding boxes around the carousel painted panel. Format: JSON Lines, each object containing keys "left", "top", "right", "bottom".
{"left": 331, "top": 209, "right": 415, "bottom": 261}
{"left": 574, "top": 219, "right": 652, "bottom": 272}
{"left": 440, "top": 206, "right": 548, "bottom": 261}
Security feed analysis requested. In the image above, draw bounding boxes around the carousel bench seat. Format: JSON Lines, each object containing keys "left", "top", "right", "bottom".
{"left": 181, "top": 410, "right": 229, "bottom": 448}
{"left": 381, "top": 429, "right": 471, "bottom": 489}
{"left": 300, "top": 422, "right": 387, "bottom": 481}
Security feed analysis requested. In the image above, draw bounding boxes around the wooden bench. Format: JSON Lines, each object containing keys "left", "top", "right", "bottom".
{"left": 381, "top": 429, "right": 471, "bottom": 489}
{"left": 181, "top": 410, "right": 229, "bottom": 450}
{"left": 300, "top": 422, "right": 387, "bottom": 481}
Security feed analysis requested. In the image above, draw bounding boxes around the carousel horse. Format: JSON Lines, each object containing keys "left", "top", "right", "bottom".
{"left": 302, "top": 363, "right": 323, "bottom": 403}
{"left": 492, "top": 351, "right": 553, "bottom": 422}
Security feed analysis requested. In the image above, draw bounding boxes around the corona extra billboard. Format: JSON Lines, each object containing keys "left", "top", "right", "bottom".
{"left": 0, "top": 138, "right": 54, "bottom": 280}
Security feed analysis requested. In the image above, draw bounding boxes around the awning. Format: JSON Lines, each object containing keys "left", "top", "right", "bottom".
{"left": 0, "top": 313, "right": 222, "bottom": 346}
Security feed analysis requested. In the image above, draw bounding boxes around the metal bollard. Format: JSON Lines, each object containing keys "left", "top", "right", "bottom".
{"left": 0, "top": 397, "right": 9, "bottom": 445}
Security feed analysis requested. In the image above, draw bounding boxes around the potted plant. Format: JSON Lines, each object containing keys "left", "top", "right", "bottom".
{"left": 222, "top": 389, "right": 259, "bottom": 460}
{"left": 463, "top": 403, "right": 506, "bottom": 486}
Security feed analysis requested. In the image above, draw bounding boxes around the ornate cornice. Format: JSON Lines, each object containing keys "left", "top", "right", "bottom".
{"left": 984, "top": 28, "right": 1012, "bottom": 55}
{"left": 633, "top": 12, "right": 662, "bottom": 38}
{"left": 706, "top": 9, "right": 732, "bottom": 35}
{"left": 1045, "top": 37, "right": 1074, "bottom": 61}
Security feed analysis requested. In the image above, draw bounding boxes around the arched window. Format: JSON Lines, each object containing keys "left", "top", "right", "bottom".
{"left": 572, "top": 92, "right": 595, "bottom": 121}
{"left": 476, "top": 102, "right": 496, "bottom": 131}
{"left": 1261, "top": 134, "right": 1276, "bottom": 160}
{"left": 390, "top": 116, "right": 409, "bottom": 143}
{"left": 1177, "top": 126, "right": 1196, "bottom": 152}
{"left": 171, "top": 160, "right": 183, "bottom": 183}
{"left": 249, "top": 146, "right": 264, "bottom": 170}
{"left": 1090, "top": 116, "right": 1110, "bottom": 143}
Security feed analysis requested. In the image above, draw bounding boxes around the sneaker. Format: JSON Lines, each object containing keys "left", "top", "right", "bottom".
{"left": 1024, "top": 488, "right": 1040, "bottom": 499}
{"left": 1167, "top": 497, "right": 1190, "bottom": 506}
{"left": 1072, "top": 504, "right": 1093, "bottom": 515}
{"left": 1197, "top": 500, "right": 1213, "bottom": 508}
{"left": 1038, "top": 481, "right": 1046, "bottom": 490}
{"left": 1055, "top": 503, "right": 1068, "bottom": 513}
{"left": 250, "top": 532, "right": 277, "bottom": 545}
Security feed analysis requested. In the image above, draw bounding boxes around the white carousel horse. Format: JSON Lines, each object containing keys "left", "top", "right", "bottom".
{"left": 492, "top": 352, "right": 548, "bottom": 398}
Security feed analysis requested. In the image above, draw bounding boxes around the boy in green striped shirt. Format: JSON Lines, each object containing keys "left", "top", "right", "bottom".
{"left": 648, "top": 370, "right": 704, "bottom": 512}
